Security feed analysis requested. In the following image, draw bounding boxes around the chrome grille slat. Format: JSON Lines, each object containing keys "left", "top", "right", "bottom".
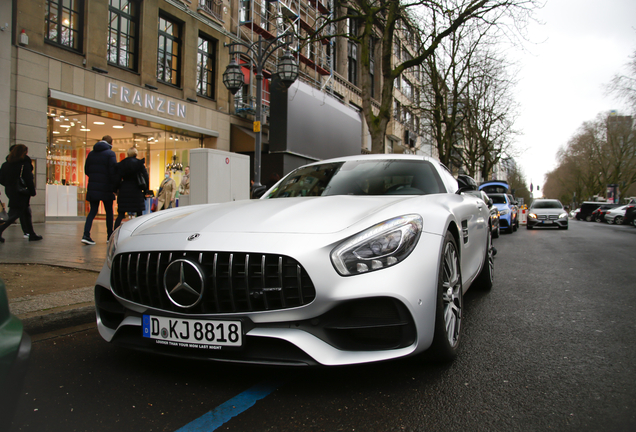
{"left": 111, "top": 251, "right": 316, "bottom": 314}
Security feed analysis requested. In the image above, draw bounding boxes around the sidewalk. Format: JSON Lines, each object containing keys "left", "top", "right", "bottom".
{"left": 1, "top": 220, "right": 109, "bottom": 334}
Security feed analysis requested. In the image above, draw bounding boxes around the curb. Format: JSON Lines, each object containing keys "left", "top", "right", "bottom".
{"left": 20, "top": 305, "right": 96, "bottom": 335}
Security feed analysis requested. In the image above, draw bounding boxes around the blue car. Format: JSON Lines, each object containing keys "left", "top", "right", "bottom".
{"left": 488, "top": 193, "right": 518, "bottom": 233}
{"left": 479, "top": 181, "right": 519, "bottom": 234}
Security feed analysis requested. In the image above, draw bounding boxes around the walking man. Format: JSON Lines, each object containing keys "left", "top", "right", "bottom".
{"left": 156, "top": 170, "right": 177, "bottom": 211}
{"left": 82, "top": 135, "right": 117, "bottom": 245}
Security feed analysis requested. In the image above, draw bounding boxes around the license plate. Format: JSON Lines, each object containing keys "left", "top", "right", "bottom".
{"left": 143, "top": 315, "right": 242, "bottom": 348}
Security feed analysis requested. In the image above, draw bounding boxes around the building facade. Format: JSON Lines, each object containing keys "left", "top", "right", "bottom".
{"left": 4, "top": 0, "right": 429, "bottom": 223}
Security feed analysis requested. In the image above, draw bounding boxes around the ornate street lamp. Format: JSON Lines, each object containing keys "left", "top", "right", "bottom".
{"left": 277, "top": 50, "right": 299, "bottom": 88}
{"left": 223, "top": 34, "right": 298, "bottom": 191}
{"left": 222, "top": 58, "right": 244, "bottom": 95}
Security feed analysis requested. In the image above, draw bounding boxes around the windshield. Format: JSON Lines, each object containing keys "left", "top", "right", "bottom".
{"left": 265, "top": 160, "right": 445, "bottom": 198}
{"left": 489, "top": 194, "right": 507, "bottom": 204}
{"left": 531, "top": 200, "right": 563, "bottom": 209}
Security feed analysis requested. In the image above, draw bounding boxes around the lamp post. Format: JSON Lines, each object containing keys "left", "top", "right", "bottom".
{"left": 223, "top": 34, "right": 299, "bottom": 191}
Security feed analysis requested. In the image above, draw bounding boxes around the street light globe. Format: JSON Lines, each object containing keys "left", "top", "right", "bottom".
{"left": 223, "top": 59, "right": 244, "bottom": 94}
{"left": 277, "top": 50, "right": 299, "bottom": 88}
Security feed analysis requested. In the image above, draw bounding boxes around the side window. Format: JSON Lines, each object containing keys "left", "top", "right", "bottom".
{"left": 45, "top": 0, "right": 84, "bottom": 52}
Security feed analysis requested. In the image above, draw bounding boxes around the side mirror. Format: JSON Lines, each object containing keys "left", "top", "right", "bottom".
{"left": 252, "top": 185, "right": 267, "bottom": 199}
{"left": 456, "top": 174, "right": 477, "bottom": 194}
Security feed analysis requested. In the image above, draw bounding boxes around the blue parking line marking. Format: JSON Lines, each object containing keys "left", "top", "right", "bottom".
{"left": 175, "top": 381, "right": 281, "bottom": 432}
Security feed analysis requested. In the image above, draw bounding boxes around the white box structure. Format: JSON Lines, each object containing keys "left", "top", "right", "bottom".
{"left": 188, "top": 148, "right": 250, "bottom": 205}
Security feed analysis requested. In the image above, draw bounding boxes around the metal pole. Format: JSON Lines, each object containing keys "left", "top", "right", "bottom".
{"left": 254, "top": 36, "right": 263, "bottom": 188}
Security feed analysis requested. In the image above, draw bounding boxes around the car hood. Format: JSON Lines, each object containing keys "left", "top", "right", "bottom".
{"left": 531, "top": 208, "right": 565, "bottom": 215}
{"left": 129, "top": 196, "right": 415, "bottom": 236}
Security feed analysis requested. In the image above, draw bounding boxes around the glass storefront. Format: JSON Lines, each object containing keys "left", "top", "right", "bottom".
{"left": 46, "top": 99, "right": 204, "bottom": 217}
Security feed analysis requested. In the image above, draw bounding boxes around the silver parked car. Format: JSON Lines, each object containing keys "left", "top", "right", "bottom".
{"left": 604, "top": 205, "right": 628, "bottom": 224}
{"left": 527, "top": 199, "right": 569, "bottom": 230}
{"left": 96, "top": 155, "right": 495, "bottom": 366}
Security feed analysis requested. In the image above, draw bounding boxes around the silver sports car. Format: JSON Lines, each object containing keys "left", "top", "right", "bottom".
{"left": 96, "top": 155, "right": 495, "bottom": 366}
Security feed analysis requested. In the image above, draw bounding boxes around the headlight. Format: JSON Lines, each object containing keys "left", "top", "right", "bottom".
{"left": 500, "top": 209, "right": 509, "bottom": 215}
{"left": 106, "top": 227, "right": 121, "bottom": 269}
{"left": 529, "top": 213, "right": 537, "bottom": 219}
{"left": 559, "top": 212, "right": 568, "bottom": 219}
{"left": 331, "top": 215, "right": 422, "bottom": 276}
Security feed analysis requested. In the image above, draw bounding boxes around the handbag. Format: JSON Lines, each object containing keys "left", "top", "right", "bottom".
{"left": 136, "top": 171, "right": 147, "bottom": 190}
{"left": 0, "top": 200, "right": 7, "bottom": 221}
{"left": 17, "top": 165, "right": 30, "bottom": 196}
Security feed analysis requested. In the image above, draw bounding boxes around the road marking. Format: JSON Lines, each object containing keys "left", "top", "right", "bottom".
{"left": 175, "top": 381, "right": 281, "bottom": 431}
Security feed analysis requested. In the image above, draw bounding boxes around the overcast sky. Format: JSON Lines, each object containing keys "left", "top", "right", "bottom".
{"left": 512, "top": 0, "right": 636, "bottom": 194}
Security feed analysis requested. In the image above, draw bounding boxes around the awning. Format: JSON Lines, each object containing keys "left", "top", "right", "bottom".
{"left": 48, "top": 89, "right": 220, "bottom": 138}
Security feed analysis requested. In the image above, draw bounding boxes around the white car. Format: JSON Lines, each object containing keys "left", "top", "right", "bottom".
{"left": 95, "top": 155, "right": 495, "bottom": 366}
{"left": 604, "top": 205, "right": 628, "bottom": 224}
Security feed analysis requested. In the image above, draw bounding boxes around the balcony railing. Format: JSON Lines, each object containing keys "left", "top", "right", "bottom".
{"left": 198, "top": 0, "right": 223, "bottom": 22}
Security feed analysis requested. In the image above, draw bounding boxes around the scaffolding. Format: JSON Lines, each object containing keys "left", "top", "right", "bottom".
{"left": 233, "top": 0, "right": 334, "bottom": 116}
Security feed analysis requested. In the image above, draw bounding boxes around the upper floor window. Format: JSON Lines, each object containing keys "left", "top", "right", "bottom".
{"left": 45, "top": 0, "right": 83, "bottom": 52}
{"left": 108, "top": 0, "right": 138, "bottom": 71}
{"left": 197, "top": 35, "right": 217, "bottom": 99}
{"left": 347, "top": 13, "right": 358, "bottom": 86}
{"left": 157, "top": 15, "right": 181, "bottom": 86}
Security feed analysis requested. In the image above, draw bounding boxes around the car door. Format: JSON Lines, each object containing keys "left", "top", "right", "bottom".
{"left": 458, "top": 192, "right": 489, "bottom": 286}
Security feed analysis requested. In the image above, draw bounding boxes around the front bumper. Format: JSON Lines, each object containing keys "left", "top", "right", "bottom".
{"left": 95, "top": 231, "right": 444, "bottom": 366}
{"left": 527, "top": 217, "right": 568, "bottom": 228}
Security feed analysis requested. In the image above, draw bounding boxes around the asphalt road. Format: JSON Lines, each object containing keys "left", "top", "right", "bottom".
{"left": 9, "top": 220, "right": 636, "bottom": 432}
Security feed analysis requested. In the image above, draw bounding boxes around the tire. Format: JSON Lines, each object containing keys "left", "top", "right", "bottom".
{"left": 429, "top": 231, "right": 463, "bottom": 362}
{"left": 615, "top": 216, "right": 624, "bottom": 225}
{"left": 507, "top": 224, "right": 514, "bottom": 234}
{"left": 475, "top": 229, "right": 494, "bottom": 291}
{"left": 512, "top": 222, "right": 517, "bottom": 232}
{"left": 585, "top": 215, "right": 592, "bottom": 222}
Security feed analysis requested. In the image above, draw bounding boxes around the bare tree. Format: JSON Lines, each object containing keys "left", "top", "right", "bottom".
{"left": 308, "top": 0, "right": 540, "bottom": 154}
{"left": 607, "top": 50, "right": 636, "bottom": 114}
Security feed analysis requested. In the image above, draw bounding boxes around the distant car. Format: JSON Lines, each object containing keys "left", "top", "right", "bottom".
{"left": 591, "top": 204, "right": 621, "bottom": 222}
{"left": 570, "top": 208, "right": 580, "bottom": 218}
{"left": 488, "top": 193, "right": 517, "bottom": 234}
{"left": 465, "top": 190, "right": 500, "bottom": 238}
{"left": 95, "top": 154, "right": 496, "bottom": 366}
{"left": 604, "top": 205, "right": 628, "bottom": 224}
{"left": 0, "top": 279, "right": 31, "bottom": 429}
{"left": 527, "top": 199, "right": 569, "bottom": 230}
{"left": 576, "top": 202, "right": 604, "bottom": 221}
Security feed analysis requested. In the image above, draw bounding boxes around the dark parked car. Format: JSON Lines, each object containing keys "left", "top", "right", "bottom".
{"left": 622, "top": 201, "right": 636, "bottom": 226}
{"left": 0, "top": 279, "right": 31, "bottom": 428}
{"left": 465, "top": 190, "right": 500, "bottom": 238}
{"left": 576, "top": 202, "right": 604, "bottom": 221}
{"left": 591, "top": 204, "right": 620, "bottom": 222}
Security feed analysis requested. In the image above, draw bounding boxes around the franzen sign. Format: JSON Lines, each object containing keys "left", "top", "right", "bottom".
{"left": 107, "top": 82, "right": 186, "bottom": 119}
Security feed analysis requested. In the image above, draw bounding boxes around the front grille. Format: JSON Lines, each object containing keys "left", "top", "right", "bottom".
{"left": 538, "top": 215, "right": 558, "bottom": 220}
{"left": 111, "top": 251, "right": 316, "bottom": 314}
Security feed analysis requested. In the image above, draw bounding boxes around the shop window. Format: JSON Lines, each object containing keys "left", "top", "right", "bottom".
{"left": 45, "top": 0, "right": 84, "bottom": 52}
{"left": 197, "top": 34, "right": 217, "bottom": 99}
{"left": 108, "top": 0, "right": 139, "bottom": 71}
{"left": 157, "top": 15, "right": 181, "bottom": 86}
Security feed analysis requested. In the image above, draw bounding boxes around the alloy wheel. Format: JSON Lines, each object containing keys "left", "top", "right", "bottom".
{"left": 442, "top": 241, "right": 462, "bottom": 348}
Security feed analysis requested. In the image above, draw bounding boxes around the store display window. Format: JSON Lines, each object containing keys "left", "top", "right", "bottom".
{"left": 46, "top": 101, "right": 203, "bottom": 217}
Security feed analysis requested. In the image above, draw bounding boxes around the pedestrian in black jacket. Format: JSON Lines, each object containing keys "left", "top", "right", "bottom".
{"left": 82, "top": 135, "right": 117, "bottom": 245}
{"left": 114, "top": 147, "right": 149, "bottom": 229}
{"left": 0, "top": 144, "right": 42, "bottom": 243}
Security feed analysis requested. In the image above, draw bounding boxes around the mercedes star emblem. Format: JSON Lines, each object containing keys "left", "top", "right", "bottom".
{"left": 163, "top": 259, "right": 205, "bottom": 308}
{"left": 188, "top": 233, "right": 200, "bottom": 241}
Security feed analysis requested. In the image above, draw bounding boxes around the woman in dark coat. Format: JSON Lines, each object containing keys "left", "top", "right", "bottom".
{"left": 114, "top": 147, "right": 149, "bottom": 229}
{"left": 0, "top": 144, "right": 42, "bottom": 242}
